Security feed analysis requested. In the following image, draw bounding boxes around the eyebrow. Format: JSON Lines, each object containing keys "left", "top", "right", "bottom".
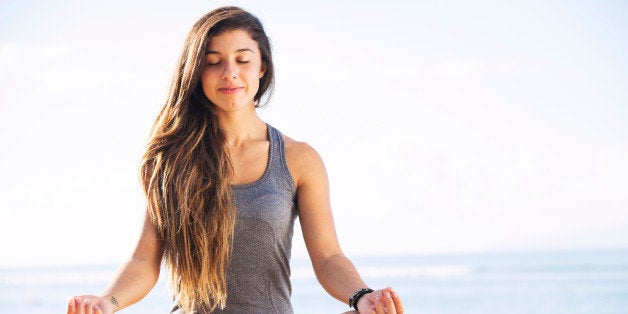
{"left": 205, "top": 48, "right": 255, "bottom": 55}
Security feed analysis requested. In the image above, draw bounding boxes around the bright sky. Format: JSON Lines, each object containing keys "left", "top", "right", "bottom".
{"left": 1, "top": 0, "right": 627, "bottom": 266}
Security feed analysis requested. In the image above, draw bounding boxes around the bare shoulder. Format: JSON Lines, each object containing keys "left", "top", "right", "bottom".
{"left": 282, "top": 134, "right": 321, "bottom": 161}
{"left": 282, "top": 134, "right": 326, "bottom": 187}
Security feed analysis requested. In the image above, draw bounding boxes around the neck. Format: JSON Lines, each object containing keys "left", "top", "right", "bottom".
{"left": 216, "top": 107, "right": 267, "bottom": 146}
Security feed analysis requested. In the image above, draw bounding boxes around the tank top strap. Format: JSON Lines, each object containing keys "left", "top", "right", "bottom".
{"left": 266, "top": 124, "right": 296, "bottom": 191}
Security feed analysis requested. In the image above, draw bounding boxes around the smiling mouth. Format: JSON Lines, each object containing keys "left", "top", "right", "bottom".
{"left": 218, "top": 87, "right": 243, "bottom": 94}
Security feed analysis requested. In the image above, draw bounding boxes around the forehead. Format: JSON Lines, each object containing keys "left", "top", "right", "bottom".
{"left": 206, "top": 29, "right": 259, "bottom": 53}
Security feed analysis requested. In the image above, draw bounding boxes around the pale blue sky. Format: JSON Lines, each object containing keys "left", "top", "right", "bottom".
{"left": 1, "top": 0, "right": 627, "bottom": 266}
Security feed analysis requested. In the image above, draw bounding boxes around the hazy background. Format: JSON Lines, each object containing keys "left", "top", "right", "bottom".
{"left": 1, "top": 0, "right": 627, "bottom": 267}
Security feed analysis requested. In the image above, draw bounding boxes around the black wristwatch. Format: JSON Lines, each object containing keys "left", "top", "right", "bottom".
{"left": 349, "top": 288, "right": 374, "bottom": 310}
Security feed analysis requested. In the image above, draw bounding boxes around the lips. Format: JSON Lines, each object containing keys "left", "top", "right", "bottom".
{"left": 218, "top": 86, "right": 244, "bottom": 94}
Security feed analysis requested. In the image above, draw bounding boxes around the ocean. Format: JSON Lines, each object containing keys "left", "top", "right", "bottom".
{"left": 1, "top": 249, "right": 627, "bottom": 313}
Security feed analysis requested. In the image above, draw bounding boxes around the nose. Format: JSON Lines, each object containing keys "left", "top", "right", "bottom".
{"left": 222, "top": 61, "right": 238, "bottom": 80}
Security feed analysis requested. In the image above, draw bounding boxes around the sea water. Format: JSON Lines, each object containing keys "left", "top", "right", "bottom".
{"left": 1, "top": 249, "right": 627, "bottom": 313}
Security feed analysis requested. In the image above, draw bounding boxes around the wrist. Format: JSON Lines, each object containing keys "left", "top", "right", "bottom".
{"left": 101, "top": 294, "right": 120, "bottom": 312}
{"left": 348, "top": 288, "right": 374, "bottom": 310}
{"left": 356, "top": 292, "right": 372, "bottom": 311}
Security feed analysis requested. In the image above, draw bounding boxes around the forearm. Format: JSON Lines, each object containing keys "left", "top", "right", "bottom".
{"left": 314, "top": 253, "right": 369, "bottom": 305}
{"left": 100, "top": 257, "right": 161, "bottom": 311}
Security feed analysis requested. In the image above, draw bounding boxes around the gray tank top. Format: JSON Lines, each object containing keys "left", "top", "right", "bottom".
{"left": 214, "top": 124, "right": 297, "bottom": 313}
{"left": 171, "top": 124, "right": 297, "bottom": 314}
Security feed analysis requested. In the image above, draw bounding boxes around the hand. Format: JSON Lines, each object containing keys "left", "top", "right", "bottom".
{"left": 357, "top": 287, "right": 404, "bottom": 314}
{"left": 67, "top": 295, "right": 115, "bottom": 314}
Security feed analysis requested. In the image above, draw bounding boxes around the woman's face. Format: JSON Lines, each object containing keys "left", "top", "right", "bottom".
{"left": 201, "top": 29, "right": 266, "bottom": 113}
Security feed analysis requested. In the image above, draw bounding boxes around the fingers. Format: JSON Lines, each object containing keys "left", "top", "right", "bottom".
{"left": 93, "top": 304, "right": 103, "bottom": 314}
{"left": 386, "top": 287, "right": 404, "bottom": 313}
{"left": 74, "top": 297, "right": 85, "bottom": 314}
{"left": 365, "top": 288, "right": 404, "bottom": 314}
{"left": 374, "top": 295, "right": 386, "bottom": 313}
{"left": 383, "top": 290, "right": 397, "bottom": 314}
{"left": 68, "top": 296, "right": 105, "bottom": 314}
{"left": 67, "top": 298, "right": 75, "bottom": 314}
{"left": 367, "top": 291, "right": 387, "bottom": 314}
{"left": 70, "top": 297, "right": 99, "bottom": 314}
{"left": 85, "top": 299, "right": 93, "bottom": 314}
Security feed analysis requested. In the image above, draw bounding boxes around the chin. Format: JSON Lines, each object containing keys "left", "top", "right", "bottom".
{"left": 216, "top": 102, "right": 253, "bottom": 112}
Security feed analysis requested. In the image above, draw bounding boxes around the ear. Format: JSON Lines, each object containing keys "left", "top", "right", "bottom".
{"left": 259, "top": 64, "right": 266, "bottom": 78}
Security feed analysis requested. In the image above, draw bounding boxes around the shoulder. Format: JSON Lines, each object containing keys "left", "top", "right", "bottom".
{"left": 282, "top": 134, "right": 321, "bottom": 163}
{"left": 281, "top": 134, "right": 327, "bottom": 188}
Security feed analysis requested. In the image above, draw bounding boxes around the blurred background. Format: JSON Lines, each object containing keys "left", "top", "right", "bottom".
{"left": 1, "top": 0, "right": 627, "bottom": 313}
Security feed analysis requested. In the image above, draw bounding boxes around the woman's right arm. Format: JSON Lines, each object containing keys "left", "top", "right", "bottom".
{"left": 67, "top": 210, "right": 164, "bottom": 314}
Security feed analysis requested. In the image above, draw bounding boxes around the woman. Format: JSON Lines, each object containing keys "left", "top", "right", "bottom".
{"left": 67, "top": 6, "right": 404, "bottom": 314}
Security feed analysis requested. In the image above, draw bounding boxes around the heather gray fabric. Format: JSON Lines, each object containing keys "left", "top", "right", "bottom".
{"left": 172, "top": 124, "right": 298, "bottom": 313}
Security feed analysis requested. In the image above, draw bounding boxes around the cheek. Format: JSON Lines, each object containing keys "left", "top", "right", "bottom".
{"left": 249, "top": 76, "right": 261, "bottom": 96}
{"left": 201, "top": 69, "right": 217, "bottom": 85}
{"left": 248, "top": 67, "right": 263, "bottom": 88}
{"left": 200, "top": 69, "right": 212, "bottom": 85}
{"left": 199, "top": 71, "right": 217, "bottom": 100}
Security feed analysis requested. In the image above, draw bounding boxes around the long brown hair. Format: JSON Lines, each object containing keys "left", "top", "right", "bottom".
{"left": 139, "top": 6, "right": 274, "bottom": 312}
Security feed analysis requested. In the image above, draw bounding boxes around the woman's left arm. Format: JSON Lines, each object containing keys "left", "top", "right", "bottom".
{"left": 286, "top": 141, "right": 404, "bottom": 313}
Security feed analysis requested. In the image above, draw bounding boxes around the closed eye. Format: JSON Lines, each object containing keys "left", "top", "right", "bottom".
{"left": 207, "top": 61, "right": 249, "bottom": 66}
